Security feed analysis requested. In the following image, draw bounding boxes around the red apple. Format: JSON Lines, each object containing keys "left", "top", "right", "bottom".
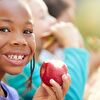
{"left": 40, "top": 59, "right": 68, "bottom": 86}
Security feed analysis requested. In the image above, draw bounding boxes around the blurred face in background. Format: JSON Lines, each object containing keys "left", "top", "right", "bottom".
{"left": 28, "top": 0, "right": 56, "bottom": 51}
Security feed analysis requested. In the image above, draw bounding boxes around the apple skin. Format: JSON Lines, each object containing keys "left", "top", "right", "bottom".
{"left": 40, "top": 59, "right": 68, "bottom": 86}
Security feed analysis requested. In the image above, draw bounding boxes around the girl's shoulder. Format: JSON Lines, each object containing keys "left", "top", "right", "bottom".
{"left": 0, "top": 81, "right": 19, "bottom": 100}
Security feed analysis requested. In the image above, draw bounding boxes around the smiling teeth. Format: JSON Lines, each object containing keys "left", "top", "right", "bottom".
{"left": 8, "top": 55, "right": 24, "bottom": 60}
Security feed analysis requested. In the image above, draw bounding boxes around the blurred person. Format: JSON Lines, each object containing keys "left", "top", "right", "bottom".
{"left": 43, "top": 0, "right": 76, "bottom": 23}
{"left": 44, "top": 0, "right": 100, "bottom": 84}
{"left": 4, "top": 0, "right": 89, "bottom": 100}
{"left": 43, "top": 0, "right": 84, "bottom": 59}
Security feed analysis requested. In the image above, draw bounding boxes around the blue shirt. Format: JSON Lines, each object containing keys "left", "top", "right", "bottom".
{"left": 0, "top": 81, "right": 19, "bottom": 100}
{"left": 63, "top": 48, "right": 89, "bottom": 100}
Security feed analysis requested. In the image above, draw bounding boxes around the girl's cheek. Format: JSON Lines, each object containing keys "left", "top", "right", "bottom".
{"left": 28, "top": 40, "right": 36, "bottom": 62}
{"left": 0, "top": 38, "right": 8, "bottom": 48}
{"left": 29, "top": 38, "right": 36, "bottom": 54}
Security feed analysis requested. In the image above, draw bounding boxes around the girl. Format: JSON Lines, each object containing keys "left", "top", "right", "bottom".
{"left": 0, "top": 0, "right": 70, "bottom": 100}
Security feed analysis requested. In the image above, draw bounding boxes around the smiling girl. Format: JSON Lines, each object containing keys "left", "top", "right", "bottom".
{"left": 0, "top": 0, "right": 35, "bottom": 99}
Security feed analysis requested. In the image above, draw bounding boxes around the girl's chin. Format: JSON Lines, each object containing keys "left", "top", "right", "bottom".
{"left": 7, "top": 66, "right": 24, "bottom": 75}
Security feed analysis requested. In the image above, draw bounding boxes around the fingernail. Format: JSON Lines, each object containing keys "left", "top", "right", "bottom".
{"left": 50, "top": 79, "right": 55, "bottom": 84}
{"left": 42, "top": 83, "right": 46, "bottom": 87}
{"left": 67, "top": 73, "right": 71, "bottom": 81}
{"left": 62, "top": 74, "right": 67, "bottom": 80}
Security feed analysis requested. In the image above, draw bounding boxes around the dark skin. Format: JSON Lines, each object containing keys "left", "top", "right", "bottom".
{"left": 0, "top": 0, "right": 36, "bottom": 77}
{"left": 0, "top": 0, "right": 35, "bottom": 96}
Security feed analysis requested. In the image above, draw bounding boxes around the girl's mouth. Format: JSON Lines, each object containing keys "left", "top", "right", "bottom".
{"left": 7, "top": 55, "right": 25, "bottom": 60}
{"left": 2, "top": 54, "right": 29, "bottom": 66}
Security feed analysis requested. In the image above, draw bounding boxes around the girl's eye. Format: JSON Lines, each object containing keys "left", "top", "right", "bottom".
{"left": 23, "top": 29, "right": 33, "bottom": 34}
{"left": 0, "top": 27, "right": 10, "bottom": 32}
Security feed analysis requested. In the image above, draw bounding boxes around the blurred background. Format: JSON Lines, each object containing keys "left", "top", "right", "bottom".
{"left": 75, "top": 1, "right": 100, "bottom": 99}
{"left": 76, "top": 0, "right": 100, "bottom": 51}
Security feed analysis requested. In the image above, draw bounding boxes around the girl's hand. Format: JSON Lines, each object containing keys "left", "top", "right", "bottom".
{"left": 40, "top": 22, "right": 84, "bottom": 53}
{"left": 51, "top": 22, "right": 84, "bottom": 48}
{"left": 33, "top": 74, "right": 71, "bottom": 100}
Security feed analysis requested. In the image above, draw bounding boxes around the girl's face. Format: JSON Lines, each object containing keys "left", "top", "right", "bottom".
{"left": 0, "top": 0, "right": 36, "bottom": 77}
{"left": 29, "top": 0, "right": 56, "bottom": 50}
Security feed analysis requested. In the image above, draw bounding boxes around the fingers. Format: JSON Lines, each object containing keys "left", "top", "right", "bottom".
{"left": 42, "top": 83, "right": 56, "bottom": 97}
{"left": 50, "top": 73, "right": 71, "bottom": 100}
{"left": 41, "top": 73, "right": 71, "bottom": 100}
{"left": 62, "top": 74, "right": 71, "bottom": 95}
{"left": 51, "top": 22, "right": 83, "bottom": 48}
{"left": 50, "top": 74, "right": 71, "bottom": 100}
{"left": 50, "top": 79, "right": 64, "bottom": 100}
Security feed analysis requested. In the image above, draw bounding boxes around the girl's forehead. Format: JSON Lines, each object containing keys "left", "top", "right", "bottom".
{"left": 0, "top": 0, "right": 31, "bottom": 14}
{"left": 0, "top": 0, "right": 33, "bottom": 22}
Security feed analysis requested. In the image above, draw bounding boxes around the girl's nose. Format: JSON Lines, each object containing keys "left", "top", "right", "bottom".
{"left": 10, "top": 34, "right": 27, "bottom": 46}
